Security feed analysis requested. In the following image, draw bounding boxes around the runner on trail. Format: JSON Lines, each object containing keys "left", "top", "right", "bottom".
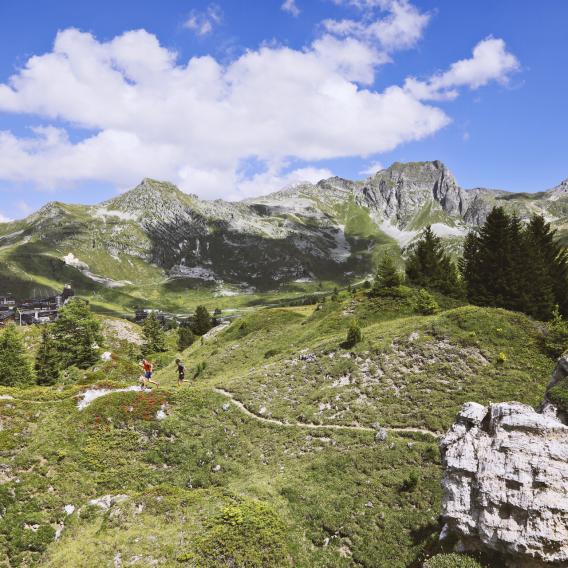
{"left": 175, "top": 358, "right": 185, "bottom": 386}
{"left": 139, "top": 358, "right": 159, "bottom": 388}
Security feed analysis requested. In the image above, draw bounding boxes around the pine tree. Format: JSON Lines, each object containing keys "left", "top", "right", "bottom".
{"left": 0, "top": 325, "right": 34, "bottom": 387}
{"left": 53, "top": 298, "right": 103, "bottom": 369}
{"left": 192, "top": 305, "right": 212, "bottom": 336}
{"left": 372, "top": 253, "right": 402, "bottom": 295}
{"left": 406, "top": 226, "right": 459, "bottom": 294}
{"left": 177, "top": 326, "right": 195, "bottom": 351}
{"left": 35, "top": 326, "right": 60, "bottom": 385}
{"left": 142, "top": 312, "right": 167, "bottom": 353}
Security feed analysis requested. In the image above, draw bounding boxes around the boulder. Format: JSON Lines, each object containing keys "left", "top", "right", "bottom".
{"left": 440, "top": 399, "right": 568, "bottom": 567}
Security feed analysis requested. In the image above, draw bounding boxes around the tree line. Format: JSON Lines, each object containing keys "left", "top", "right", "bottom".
{"left": 372, "top": 206, "right": 568, "bottom": 321}
{"left": 0, "top": 298, "right": 103, "bottom": 387}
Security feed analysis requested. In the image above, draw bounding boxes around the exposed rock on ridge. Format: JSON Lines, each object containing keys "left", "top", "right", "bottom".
{"left": 441, "top": 356, "right": 568, "bottom": 567}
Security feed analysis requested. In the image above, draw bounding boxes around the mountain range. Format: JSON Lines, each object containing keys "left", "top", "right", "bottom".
{"left": 1, "top": 160, "right": 567, "bottom": 308}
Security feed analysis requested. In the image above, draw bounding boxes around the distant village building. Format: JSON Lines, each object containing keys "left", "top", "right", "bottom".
{"left": 13, "top": 285, "right": 75, "bottom": 325}
{"left": 135, "top": 307, "right": 167, "bottom": 324}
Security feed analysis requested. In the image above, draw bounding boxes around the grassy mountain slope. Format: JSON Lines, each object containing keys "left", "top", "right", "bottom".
{"left": 0, "top": 291, "right": 555, "bottom": 567}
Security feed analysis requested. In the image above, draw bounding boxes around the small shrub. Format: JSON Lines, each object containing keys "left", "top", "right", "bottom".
{"left": 194, "top": 361, "right": 208, "bottom": 379}
{"left": 496, "top": 352, "right": 507, "bottom": 364}
{"left": 414, "top": 289, "right": 439, "bottom": 315}
{"left": 192, "top": 499, "right": 290, "bottom": 567}
{"left": 544, "top": 306, "right": 568, "bottom": 357}
{"left": 424, "top": 552, "right": 485, "bottom": 568}
{"left": 401, "top": 470, "right": 419, "bottom": 492}
{"left": 264, "top": 349, "right": 280, "bottom": 359}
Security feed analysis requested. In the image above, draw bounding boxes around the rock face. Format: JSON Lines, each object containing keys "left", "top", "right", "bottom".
{"left": 441, "top": 398, "right": 568, "bottom": 567}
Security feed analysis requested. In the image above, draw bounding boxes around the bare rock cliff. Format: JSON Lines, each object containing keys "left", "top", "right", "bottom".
{"left": 440, "top": 356, "right": 568, "bottom": 567}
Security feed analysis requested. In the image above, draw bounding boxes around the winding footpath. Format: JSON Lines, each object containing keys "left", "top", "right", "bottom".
{"left": 1, "top": 387, "right": 440, "bottom": 438}
{"left": 213, "top": 387, "right": 440, "bottom": 439}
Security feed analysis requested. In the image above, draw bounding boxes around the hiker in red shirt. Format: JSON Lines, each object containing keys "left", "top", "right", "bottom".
{"left": 139, "top": 358, "right": 159, "bottom": 389}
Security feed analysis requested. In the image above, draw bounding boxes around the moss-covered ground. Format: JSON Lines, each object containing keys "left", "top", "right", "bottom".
{"left": 0, "top": 290, "right": 556, "bottom": 567}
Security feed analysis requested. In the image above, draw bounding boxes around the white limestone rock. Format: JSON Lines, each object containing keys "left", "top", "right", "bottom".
{"left": 441, "top": 400, "right": 568, "bottom": 566}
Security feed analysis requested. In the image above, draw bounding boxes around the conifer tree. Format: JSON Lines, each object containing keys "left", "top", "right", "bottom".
{"left": 0, "top": 325, "right": 34, "bottom": 387}
{"left": 526, "top": 215, "right": 568, "bottom": 318}
{"left": 372, "top": 253, "right": 402, "bottom": 295}
{"left": 414, "top": 289, "right": 439, "bottom": 315}
{"left": 35, "top": 326, "right": 60, "bottom": 385}
{"left": 344, "top": 319, "right": 362, "bottom": 347}
{"left": 406, "top": 226, "right": 459, "bottom": 294}
{"left": 177, "top": 326, "right": 195, "bottom": 351}
{"left": 142, "top": 312, "right": 167, "bottom": 353}
{"left": 53, "top": 298, "right": 103, "bottom": 369}
{"left": 192, "top": 305, "right": 212, "bottom": 336}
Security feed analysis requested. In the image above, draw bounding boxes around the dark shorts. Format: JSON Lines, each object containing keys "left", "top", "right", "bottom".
{"left": 144, "top": 371, "right": 152, "bottom": 379}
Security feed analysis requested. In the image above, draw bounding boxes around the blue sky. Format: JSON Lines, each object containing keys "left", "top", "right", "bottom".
{"left": 0, "top": 0, "right": 566, "bottom": 219}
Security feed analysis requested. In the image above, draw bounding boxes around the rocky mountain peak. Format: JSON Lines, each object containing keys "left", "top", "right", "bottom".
{"left": 545, "top": 177, "right": 568, "bottom": 201}
{"left": 103, "top": 178, "right": 195, "bottom": 220}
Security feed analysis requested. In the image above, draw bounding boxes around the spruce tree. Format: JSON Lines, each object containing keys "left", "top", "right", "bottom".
{"left": 35, "top": 326, "right": 61, "bottom": 385}
{"left": 192, "top": 305, "right": 212, "bottom": 336}
{"left": 344, "top": 319, "right": 362, "bottom": 347}
{"left": 0, "top": 325, "right": 34, "bottom": 387}
{"left": 177, "top": 326, "right": 195, "bottom": 351}
{"left": 406, "top": 226, "right": 459, "bottom": 294}
{"left": 459, "top": 230, "right": 482, "bottom": 304}
{"left": 372, "top": 253, "right": 402, "bottom": 295}
{"left": 53, "top": 298, "right": 103, "bottom": 369}
{"left": 142, "top": 312, "right": 167, "bottom": 353}
{"left": 463, "top": 207, "right": 516, "bottom": 309}
{"left": 414, "top": 289, "right": 439, "bottom": 315}
{"left": 526, "top": 215, "right": 568, "bottom": 318}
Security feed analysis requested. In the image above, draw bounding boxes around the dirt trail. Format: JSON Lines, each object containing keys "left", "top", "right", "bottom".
{"left": 2, "top": 386, "right": 440, "bottom": 439}
{"left": 213, "top": 387, "right": 440, "bottom": 438}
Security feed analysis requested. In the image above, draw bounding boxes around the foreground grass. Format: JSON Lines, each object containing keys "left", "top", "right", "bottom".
{"left": 0, "top": 291, "right": 556, "bottom": 567}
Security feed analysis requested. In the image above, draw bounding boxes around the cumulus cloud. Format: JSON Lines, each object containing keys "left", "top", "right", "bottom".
{"left": 359, "top": 161, "right": 384, "bottom": 176}
{"left": 324, "top": 0, "right": 430, "bottom": 52}
{"left": 404, "top": 37, "right": 520, "bottom": 101}
{"left": 0, "top": 211, "right": 12, "bottom": 223}
{"left": 0, "top": 6, "right": 520, "bottom": 201}
{"left": 281, "top": 0, "right": 301, "bottom": 17}
{"left": 183, "top": 4, "right": 222, "bottom": 36}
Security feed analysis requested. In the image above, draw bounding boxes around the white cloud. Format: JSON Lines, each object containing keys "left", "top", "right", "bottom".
{"left": 359, "top": 161, "right": 384, "bottom": 176}
{"left": 324, "top": 0, "right": 430, "bottom": 52}
{"left": 234, "top": 166, "right": 334, "bottom": 200}
{"left": 0, "top": 13, "right": 520, "bottom": 201}
{"left": 183, "top": 4, "right": 222, "bottom": 36}
{"left": 404, "top": 37, "right": 520, "bottom": 101}
{"left": 281, "top": 0, "right": 301, "bottom": 17}
{"left": 15, "top": 200, "right": 32, "bottom": 215}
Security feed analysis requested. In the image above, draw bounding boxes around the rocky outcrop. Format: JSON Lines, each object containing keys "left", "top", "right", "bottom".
{"left": 440, "top": 393, "right": 568, "bottom": 566}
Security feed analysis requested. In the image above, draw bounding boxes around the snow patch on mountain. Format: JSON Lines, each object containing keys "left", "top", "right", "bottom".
{"left": 430, "top": 223, "right": 467, "bottom": 237}
{"left": 379, "top": 220, "right": 417, "bottom": 246}
{"left": 63, "top": 253, "right": 89, "bottom": 270}
{"left": 94, "top": 207, "right": 136, "bottom": 221}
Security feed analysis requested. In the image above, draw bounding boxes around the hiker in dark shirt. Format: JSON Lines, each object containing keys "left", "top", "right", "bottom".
{"left": 176, "top": 358, "right": 185, "bottom": 386}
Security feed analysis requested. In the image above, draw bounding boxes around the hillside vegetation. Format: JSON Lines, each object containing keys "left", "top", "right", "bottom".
{"left": 0, "top": 287, "right": 556, "bottom": 567}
